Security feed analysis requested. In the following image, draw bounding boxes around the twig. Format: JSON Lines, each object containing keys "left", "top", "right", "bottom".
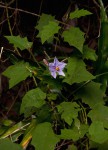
{"left": 0, "top": 4, "right": 71, "bottom": 26}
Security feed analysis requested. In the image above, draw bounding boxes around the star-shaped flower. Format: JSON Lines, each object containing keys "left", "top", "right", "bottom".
{"left": 49, "top": 57, "right": 66, "bottom": 78}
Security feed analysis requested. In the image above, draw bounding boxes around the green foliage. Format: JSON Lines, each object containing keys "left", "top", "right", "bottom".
{"left": 83, "top": 45, "right": 97, "bottom": 61}
{"left": 36, "top": 14, "right": 60, "bottom": 43}
{"left": 2, "top": 2, "right": 108, "bottom": 150}
{"left": 70, "top": 9, "right": 92, "bottom": 19}
{"left": 2, "top": 61, "right": 31, "bottom": 88}
{"left": 57, "top": 102, "right": 80, "bottom": 125}
{"left": 75, "top": 81, "right": 104, "bottom": 108}
{"left": 20, "top": 88, "right": 46, "bottom": 114}
{"left": 62, "top": 27, "right": 85, "bottom": 53}
{"left": 5, "top": 36, "right": 33, "bottom": 50}
{"left": 0, "top": 139, "right": 23, "bottom": 150}
{"left": 88, "top": 103, "right": 108, "bottom": 128}
{"left": 38, "top": 21, "right": 60, "bottom": 44}
{"left": 89, "top": 121, "right": 108, "bottom": 144}
{"left": 31, "top": 122, "right": 60, "bottom": 150}
{"left": 63, "top": 57, "right": 94, "bottom": 85}
{"left": 60, "top": 124, "right": 88, "bottom": 141}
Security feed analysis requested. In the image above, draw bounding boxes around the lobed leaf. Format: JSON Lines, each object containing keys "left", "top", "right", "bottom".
{"left": 89, "top": 121, "right": 108, "bottom": 144}
{"left": 70, "top": 9, "right": 92, "bottom": 19}
{"left": 75, "top": 81, "right": 104, "bottom": 108}
{"left": 31, "top": 122, "right": 60, "bottom": 150}
{"left": 36, "top": 13, "right": 60, "bottom": 43}
{"left": 0, "top": 139, "right": 23, "bottom": 150}
{"left": 5, "top": 35, "right": 33, "bottom": 50}
{"left": 83, "top": 45, "right": 97, "bottom": 61}
{"left": 20, "top": 88, "right": 46, "bottom": 114}
{"left": 62, "top": 27, "right": 85, "bottom": 53}
{"left": 57, "top": 102, "right": 80, "bottom": 125}
{"left": 63, "top": 57, "right": 94, "bottom": 85}
{"left": 2, "top": 61, "right": 31, "bottom": 88}
{"left": 88, "top": 103, "right": 108, "bottom": 128}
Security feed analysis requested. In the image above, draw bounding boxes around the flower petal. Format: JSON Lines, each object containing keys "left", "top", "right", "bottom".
{"left": 54, "top": 57, "right": 59, "bottom": 66}
{"left": 51, "top": 71, "right": 57, "bottom": 78}
{"left": 58, "top": 70, "right": 65, "bottom": 76}
{"left": 58, "top": 62, "right": 67, "bottom": 69}
{"left": 49, "top": 63, "right": 55, "bottom": 72}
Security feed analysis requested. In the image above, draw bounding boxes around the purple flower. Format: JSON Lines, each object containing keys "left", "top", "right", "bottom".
{"left": 49, "top": 57, "right": 66, "bottom": 78}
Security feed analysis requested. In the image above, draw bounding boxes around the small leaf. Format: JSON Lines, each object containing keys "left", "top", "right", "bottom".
{"left": 2, "top": 61, "right": 31, "bottom": 88}
{"left": 38, "top": 21, "right": 60, "bottom": 44}
{"left": 31, "top": 122, "right": 60, "bottom": 150}
{"left": 57, "top": 102, "right": 80, "bottom": 125}
{"left": 88, "top": 103, "right": 108, "bottom": 128}
{"left": 5, "top": 36, "right": 33, "bottom": 50}
{"left": 20, "top": 88, "right": 46, "bottom": 114}
{"left": 83, "top": 45, "right": 97, "bottom": 61}
{"left": 89, "top": 121, "right": 108, "bottom": 144}
{"left": 63, "top": 57, "right": 94, "bottom": 85}
{"left": 0, "top": 139, "right": 23, "bottom": 150}
{"left": 75, "top": 81, "right": 104, "bottom": 108}
{"left": 62, "top": 27, "right": 85, "bottom": 53}
{"left": 70, "top": 9, "right": 92, "bottom": 19}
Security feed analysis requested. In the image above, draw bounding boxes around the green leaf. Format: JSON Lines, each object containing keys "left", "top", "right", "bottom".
{"left": 31, "top": 122, "right": 60, "bottom": 150}
{"left": 60, "top": 128, "right": 80, "bottom": 141}
{"left": 57, "top": 102, "right": 80, "bottom": 125}
{"left": 47, "top": 93, "right": 58, "bottom": 101}
{"left": 89, "top": 121, "right": 108, "bottom": 144}
{"left": 60, "top": 124, "right": 88, "bottom": 141}
{"left": 5, "top": 36, "right": 33, "bottom": 50}
{"left": 63, "top": 57, "right": 94, "bottom": 85}
{"left": 36, "top": 13, "right": 59, "bottom": 43}
{"left": 75, "top": 81, "right": 104, "bottom": 108}
{"left": 36, "top": 13, "right": 55, "bottom": 31}
{"left": 2, "top": 61, "right": 31, "bottom": 88}
{"left": 83, "top": 45, "right": 97, "bottom": 61}
{"left": 0, "top": 121, "right": 26, "bottom": 139}
{"left": 88, "top": 103, "right": 108, "bottom": 128}
{"left": 0, "top": 139, "right": 23, "bottom": 150}
{"left": 62, "top": 27, "right": 85, "bottom": 53}
{"left": 20, "top": 88, "right": 46, "bottom": 114}
{"left": 67, "top": 144, "right": 77, "bottom": 150}
{"left": 38, "top": 21, "right": 60, "bottom": 44}
{"left": 70, "top": 9, "right": 92, "bottom": 19}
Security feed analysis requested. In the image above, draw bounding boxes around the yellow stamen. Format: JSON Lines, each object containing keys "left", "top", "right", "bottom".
{"left": 56, "top": 66, "right": 60, "bottom": 71}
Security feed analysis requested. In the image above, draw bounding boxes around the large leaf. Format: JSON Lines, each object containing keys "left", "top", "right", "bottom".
{"left": 70, "top": 9, "right": 92, "bottom": 19}
{"left": 89, "top": 121, "right": 108, "bottom": 144}
{"left": 62, "top": 27, "right": 85, "bottom": 53}
{"left": 88, "top": 103, "right": 108, "bottom": 128}
{"left": 63, "top": 57, "right": 94, "bottom": 85}
{"left": 57, "top": 102, "right": 80, "bottom": 125}
{"left": 20, "top": 88, "right": 46, "bottom": 114}
{"left": 5, "top": 36, "right": 33, "bottom": 50}
{"left": 38, "top": 21, "right": 60, "bottom": 44}
{"left": 0, "top": 139, "right": 23, "bottom": 150}
{"left": 3, "top": 61, "right": 31, "bottom": 88}
{"left": 75, "top": 81, "right": 104, "bottom": 108}
{"left": 31, "top": 122, "right": 60, "bottom": 150}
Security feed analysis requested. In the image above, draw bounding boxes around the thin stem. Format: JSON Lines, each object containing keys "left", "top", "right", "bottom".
{"left": 28, "top": 49, "right": 41, "bottom": 68}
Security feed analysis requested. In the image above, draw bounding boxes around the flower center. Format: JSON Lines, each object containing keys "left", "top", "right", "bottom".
{"left": 55, "top": 66, "right": 60, "bottom": 71}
